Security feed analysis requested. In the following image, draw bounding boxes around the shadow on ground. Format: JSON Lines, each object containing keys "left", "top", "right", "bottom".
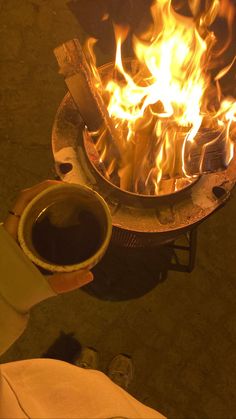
{"left": 83, "top": 243, "right": 173, "bottom": 301}
{"left": 43, "top": 332, "right": 82, "bottom": 363}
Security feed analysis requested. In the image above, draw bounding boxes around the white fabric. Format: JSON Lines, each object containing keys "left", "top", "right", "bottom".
{"left": 0, "top": 225, "right": 55, "bottom": 314}
{"left": 0, "top": 371, "right": 28, "bottom": 418}
{"left": 0, "top": 359, "right": 165, "bottom": 419}
{"left": 0, "top": 225, "right": 56, "bottom": 354}
{"left": 0, "top": 295, "right": 29, "bottom": 356}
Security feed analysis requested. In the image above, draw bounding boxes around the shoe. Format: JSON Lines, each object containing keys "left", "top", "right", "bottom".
{"left": 107, "top": 354, "right": 134, "bottom": 390}
{"left": 74, "top": 347, "right": 99, "bottom": 370}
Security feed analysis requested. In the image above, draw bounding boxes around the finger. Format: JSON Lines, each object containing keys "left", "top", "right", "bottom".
{"left": 13, "top": 180, "right": 61, "bottom": 215}
{"left": 3, "top": 216, "right": 19, "bottom": 241}
{"left": 47, "top": 270, "right": 94, "bottom": 294}
{"left": 3, "top": 180, "right": 61, "bottom": 239}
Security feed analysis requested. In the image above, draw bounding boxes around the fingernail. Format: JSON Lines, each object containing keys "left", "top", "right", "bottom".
{"left": 83, "top": 271, "right": 94, "bottom": 283}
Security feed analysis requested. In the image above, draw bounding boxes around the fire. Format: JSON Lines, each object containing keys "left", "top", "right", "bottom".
{"left": 86, "top": 0, "right": 236, "bottom": 195}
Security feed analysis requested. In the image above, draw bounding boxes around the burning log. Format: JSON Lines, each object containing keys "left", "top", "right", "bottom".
{"left": 132, "top": 119, "right": 156, "bottom": 193}
{"left": 117, "top": 127, "right": 230, "bottom": 194}
{"left": 54, "top": 39, "right": 122, "bottom": 161}
{"left": 126, "top": 126, "right": 230, "bottom": 194}
{"left": 185, "top": 129, "right": 229, "bottom": 176}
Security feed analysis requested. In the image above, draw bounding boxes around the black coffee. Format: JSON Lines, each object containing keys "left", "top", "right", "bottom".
{"left": 32, "top": 207, "right": 102, "bottom": 265}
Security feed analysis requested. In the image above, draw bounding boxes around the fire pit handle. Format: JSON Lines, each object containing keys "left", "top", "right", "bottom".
{"left": 54, "top": 145, "right": 88, "bottom": 186}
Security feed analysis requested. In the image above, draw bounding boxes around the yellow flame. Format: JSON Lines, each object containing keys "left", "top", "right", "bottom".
{"left": 86, "top": 0, "right": 236, "bottom": 194}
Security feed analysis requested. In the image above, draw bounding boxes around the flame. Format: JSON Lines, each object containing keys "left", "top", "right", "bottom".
{"left": 86, "top": 0, "right": 236, "bottom": 195}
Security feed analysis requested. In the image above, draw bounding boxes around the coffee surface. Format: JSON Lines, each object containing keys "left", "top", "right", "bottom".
{"left": 32, "top": 208, "right": 102, "bottom": 265}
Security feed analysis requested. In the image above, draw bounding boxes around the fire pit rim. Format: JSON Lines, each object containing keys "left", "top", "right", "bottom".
{"left": 52, "top": 90, "right": 236, "bottom": 240}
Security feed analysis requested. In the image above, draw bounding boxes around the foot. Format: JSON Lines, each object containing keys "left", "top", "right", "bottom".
{"left": 107, "top": 354, "right": 134, "bottom": 390}
{"left": 74, "top": 347, "right": 99, "bottom": 370}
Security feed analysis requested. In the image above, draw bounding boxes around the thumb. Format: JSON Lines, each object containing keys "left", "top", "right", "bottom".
{"left": 47, "top": 270, "right": 93, "bottom": 294}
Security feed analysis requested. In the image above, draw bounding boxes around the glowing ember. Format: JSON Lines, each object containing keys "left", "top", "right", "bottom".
{"left": 85, "top": 0, "right": 236, "bottom": 195}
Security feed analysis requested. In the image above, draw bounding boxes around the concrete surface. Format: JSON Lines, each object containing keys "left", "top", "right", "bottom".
{"left": 1, "top": 1, "right": 236, "bottom": 418}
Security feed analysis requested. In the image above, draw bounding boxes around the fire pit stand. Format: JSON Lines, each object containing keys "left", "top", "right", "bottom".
{"left": 52, "top": 92, "right": 236, "bottom": 272}
{"left": 167, "top": 228, "right": 198, "bottom": 272}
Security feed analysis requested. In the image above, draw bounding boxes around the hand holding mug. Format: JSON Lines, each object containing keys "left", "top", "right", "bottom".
{"left": 3, "top": 180, "right": 95, "bottom": 294}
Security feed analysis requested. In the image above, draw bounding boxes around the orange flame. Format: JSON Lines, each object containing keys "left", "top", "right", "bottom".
{"left": 86, "top": 0, "right": 236, "bottom": 195}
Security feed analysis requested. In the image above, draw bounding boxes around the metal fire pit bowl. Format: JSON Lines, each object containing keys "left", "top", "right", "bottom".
{"left": 52, "top": 90, "right": 236, "bottom": 248}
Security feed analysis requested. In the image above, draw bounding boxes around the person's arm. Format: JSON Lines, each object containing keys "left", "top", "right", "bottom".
{"left": 0, "top": 224, "right": 56, "bottom": 355}
{"left": 0, "top": 296, "right": 29, "bottom": 356}
{"left": 0, "top": 181, "right": 93, "bottom": 355}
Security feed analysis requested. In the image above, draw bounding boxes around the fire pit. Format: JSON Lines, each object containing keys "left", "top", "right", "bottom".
{"left": 52, "top": 0, "right": 236, "bottom": 266}
{"left": 52, "top": 91, "right": 236, "bottom": 250}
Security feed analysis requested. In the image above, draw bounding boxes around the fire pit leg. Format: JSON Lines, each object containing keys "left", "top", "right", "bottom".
{"left": 188, "top": 228, "right": 198, "bottom": 272}
{"left": 168, "top": 227, "right": 198, "bottom": 273}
